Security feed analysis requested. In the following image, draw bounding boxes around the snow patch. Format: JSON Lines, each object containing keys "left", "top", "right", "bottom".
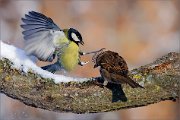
{"left": 0, "top": 41, "right": 89, "bottom": 83}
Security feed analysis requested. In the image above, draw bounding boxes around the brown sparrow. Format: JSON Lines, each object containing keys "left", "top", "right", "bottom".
{"left": 93, "top": 50, "right": 143, "bottom": 88}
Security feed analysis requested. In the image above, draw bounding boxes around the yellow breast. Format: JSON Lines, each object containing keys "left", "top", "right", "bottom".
{"left": 60, "top": 42, "right": 79, "bottom": 71}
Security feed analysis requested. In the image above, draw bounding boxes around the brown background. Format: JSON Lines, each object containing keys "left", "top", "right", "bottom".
{"left": 0, "top": 0, "right": 179, "bottom": 120}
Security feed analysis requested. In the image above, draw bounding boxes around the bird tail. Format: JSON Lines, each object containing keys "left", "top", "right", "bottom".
{"left": 41, "top": 61, "right": 62, "bottom": 73}
{"left": 126, "top": 77, "right": 144, "bottom": 88}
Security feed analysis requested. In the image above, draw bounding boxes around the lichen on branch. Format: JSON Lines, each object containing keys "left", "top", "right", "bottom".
{"left": 0, "top": 52, "right": 179, "bottom": 113}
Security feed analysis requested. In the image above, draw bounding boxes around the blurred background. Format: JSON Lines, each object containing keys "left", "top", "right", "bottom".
{"left": 0, "top": 0, "right": 179, "bottom": 120}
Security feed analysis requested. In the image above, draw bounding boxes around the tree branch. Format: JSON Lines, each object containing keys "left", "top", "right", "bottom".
{"left": 0, "top": 52, "right": 179, "bottom": 113}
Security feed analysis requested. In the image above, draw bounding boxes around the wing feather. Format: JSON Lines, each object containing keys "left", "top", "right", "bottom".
{"left": 21, "top": 18, "right": 46, "bottom": 24}
{"left": 24, "top": 14, "right": 47, "bottom": 23}
{"left": 21, "top": 11, "right": 62, "bottom": 61}
{"left": 22, "top": 28, "right": 47, "bottom": 36}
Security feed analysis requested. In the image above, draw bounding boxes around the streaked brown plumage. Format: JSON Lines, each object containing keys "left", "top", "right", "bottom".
{"left": 93, "top": 50, "right": 143, "bottom": 88}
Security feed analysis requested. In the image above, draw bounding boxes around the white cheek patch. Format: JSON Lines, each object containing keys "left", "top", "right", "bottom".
{"left": 71, "top": 33, "right": 80, "bottom": 42}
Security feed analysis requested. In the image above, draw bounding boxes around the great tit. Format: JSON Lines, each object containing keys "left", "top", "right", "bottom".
{"left": 21, "top": 11, "right": 88, "bottom": 73}
{"left": 93, "top": 50, "right": 144, "bottom": 88}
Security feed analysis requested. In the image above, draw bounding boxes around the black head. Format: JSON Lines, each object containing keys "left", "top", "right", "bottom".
{"left": 68, "top": 28, "right": 84, "bottom": 45}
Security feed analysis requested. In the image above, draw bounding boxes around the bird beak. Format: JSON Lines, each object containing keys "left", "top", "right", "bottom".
{"left": 94, "top": 64, "right": 98, "bottom": 68}
{"left": 80, "top": 41, "right": 84, "bottom": 45}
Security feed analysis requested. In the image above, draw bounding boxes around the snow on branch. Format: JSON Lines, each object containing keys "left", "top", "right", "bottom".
{"left": 0, "top": 42, "right": 179, "bottom": 113}
{"left": 0, "top": 41, "right": 89, "bottom": 83}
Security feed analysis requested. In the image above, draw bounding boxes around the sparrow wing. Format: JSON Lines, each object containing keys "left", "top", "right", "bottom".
{"left": 99, "top": 51, "right": 129, "bottom": 76}
{"left": 112, "top": 54, "right": 129, "bottom": 76}
{"left": 110, "top": 73, "right": 143, "bottom": 88}
{"left": 21, "top": 11, "right": 64, "bottom": 62}
{"left": 100, "top": 69, "right": 143, "bottom": 88}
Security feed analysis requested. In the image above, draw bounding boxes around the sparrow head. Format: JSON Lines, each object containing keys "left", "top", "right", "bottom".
{"left": 68, "top": 28, "right": 84, "bottom": 45}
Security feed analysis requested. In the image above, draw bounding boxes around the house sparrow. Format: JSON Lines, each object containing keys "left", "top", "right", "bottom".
{"left": 93, "top": 50, "right": 144, "bottom": 88}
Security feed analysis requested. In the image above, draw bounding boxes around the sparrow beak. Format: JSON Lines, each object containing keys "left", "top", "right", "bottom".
{"left": 80, "top": 41, "right": 84, "bottom": 45}
{"left": 94, "top": 64, "right": 98, "bottom": 68}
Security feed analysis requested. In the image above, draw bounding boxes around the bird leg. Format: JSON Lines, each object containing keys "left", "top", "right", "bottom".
{"left": 78, "top": 48, "right": 105, "bottom": 66}
{"left": 100, "top": 69, "right": 111, "bottom": 87}
{"left": 103, "top": 79, "right": 109, "bottom": 86}
{"left": 78, "top": 61, "right": 89, "bottom": 66}
{"left": 79, "top": 48, "right": 105, "bottom": 56}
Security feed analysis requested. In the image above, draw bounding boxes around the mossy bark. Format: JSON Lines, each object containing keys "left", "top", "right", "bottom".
{"left": 0, "top": 52, "right": 179, "bottom": 113}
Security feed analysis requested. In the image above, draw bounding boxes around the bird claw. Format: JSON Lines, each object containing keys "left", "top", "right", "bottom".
{"left": 80, "top": 48, "right": 105, "bottom": 56}
{"left": 79, "top": 61, "right": 89, "bottom": 66}
{"left": 103, "top": 80, "right": 108, "bottom": 86}
{"left": 79, "top": 51, "right": 86, "bottom": 55}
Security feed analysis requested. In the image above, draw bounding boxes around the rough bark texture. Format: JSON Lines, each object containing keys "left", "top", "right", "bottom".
{"left": 0, "top": 52, "right": 179, "bottom": 113}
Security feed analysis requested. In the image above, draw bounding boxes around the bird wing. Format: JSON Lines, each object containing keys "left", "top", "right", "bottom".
{"left": 100, "top": 68, "right": 143, "bottom": 88}
{"left": 99, "top": 51, "right": 128, "bottom": 76}
{"left": 21, "top": 11, "right": 64, "bottom": 62}
{"left": 110, "top": 73, "right": 144, "bottom": 88}
{"left": 112, "top": 55, "right": 129, "bottom": 76}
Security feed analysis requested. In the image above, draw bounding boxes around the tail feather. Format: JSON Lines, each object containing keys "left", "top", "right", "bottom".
{"left": 101, "top": 69, "right": 144, "bottom": 88}
{"left": 125, "top": 77, "right": 144, "bottom": 88}
{"left": 41, "top": 61, "right": 62, "bottom": 73}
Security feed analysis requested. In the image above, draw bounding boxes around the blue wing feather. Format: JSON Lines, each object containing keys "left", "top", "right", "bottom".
{"left": 23, "top": 30, "right": 46, "bottom": 40}
{"left": 21, "top": 24, "right": 48, "bottom": 30}
{"left": 29, "top": 11, "right": 50, "bottom": 21}
{"left": 22, "top": 27, "right": 47, "bottom": 36}
{"left": 21, "top": 11, "right": 61, "bottom": 61}
{"left": 21, "top": 18, "right": 46, "bottom": 24}
{"left": 24, "top": 14, "right": 47, "bottom": 23}
{"left": 21, "top": 11, "right": 60, "bottom": 40}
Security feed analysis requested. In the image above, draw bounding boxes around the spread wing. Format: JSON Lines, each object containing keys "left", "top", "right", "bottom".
{"left": 21, "top": 11, "right": 63, "bottom": 62}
